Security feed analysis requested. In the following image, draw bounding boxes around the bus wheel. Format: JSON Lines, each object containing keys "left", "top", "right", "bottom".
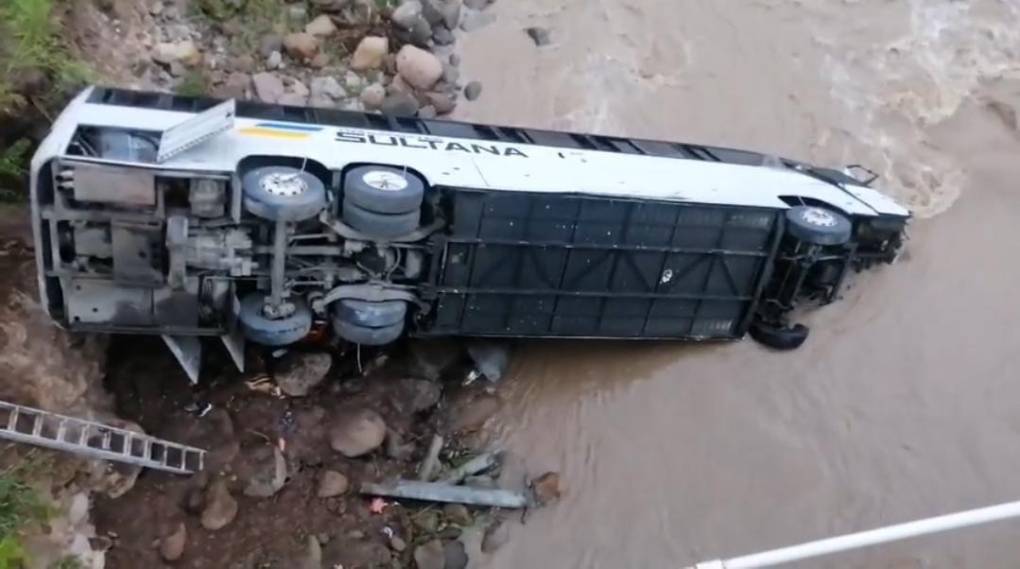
{"left": 749, "top": 321, "right": 810, "bottom": 351}
{"left": 238, "top": 293, "right": 313, "bottom": 346}
{"left": 241, "top": 165, "right": 327, "bottom": 222}
{"left": 342, "top": 200, "right": 420, "bottom": 238}
{"left": 785, "top": 206, "right": 852, "bottom": 246}
{"left": 343, "top": 166, "right": 425, "bottom": 214}
{"left": 332, "top": 299, "right": 407, "bottom": 346}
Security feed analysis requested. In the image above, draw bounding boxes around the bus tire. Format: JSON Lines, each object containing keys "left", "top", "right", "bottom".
{"left": 785, "top": 206, "right": 852, "bottom": 246}
{"left": 342, "top": 199, "right": 420, "bottom": 239}
{"left": 242, "top": 166, "right": 327, "bottom": 222}
{"left": 238, "top": 293, "right": 313, "bottom": 346}
{"left": 334, "top": 299, "right": 407, "bottom": 328}
{"left": 749, "top": 321, "right": 810, "bottom": 351}
{"left": 343, "top": 166, "right": 425, "bottom": 214}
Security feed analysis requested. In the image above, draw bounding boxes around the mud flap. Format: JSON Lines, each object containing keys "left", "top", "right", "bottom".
{"left": 162, "top": 334, "right": 202, "bottom": 384}
{"left": 220, "top": 291, "right": 245, "bottom": 373}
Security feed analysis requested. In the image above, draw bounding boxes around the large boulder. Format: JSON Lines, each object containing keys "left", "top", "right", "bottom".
{"left": 305, "top": 14, "right": 337, "bottom": 36}
{"left": 241, "top": 445, "right": 288, "bottom": 498}
{"left": 201, "top": 479, "right": 238, "bottom": 530}
{"left": 153, "top": 40, "right": 202, "bottom": 66}
{"left": 159, "top": 522, "right": 187, "bottom": 562}
{"left": 328, "top": 408, "right": 387, "bottom": 457}
{"left": 396, "top": 45, "right": 444, "bottom": 90}
{"left": 390, "top": 0, "right": 422, "bottom": 29}
{"left": 317, "top": 470, "right": 350, "bottom": 498}
{"left": 275, "top": 352, "right": 332, "bottom": 396}
{"left": 252, "top": 72, "right": 285, "bottom": 103}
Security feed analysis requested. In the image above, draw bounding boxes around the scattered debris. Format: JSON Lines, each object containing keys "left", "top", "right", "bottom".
{"left": 525, "top": 26, "right": 552, "bottom": 46}
{"left": 361, "top": 480, "right": 528, "bottom": 508}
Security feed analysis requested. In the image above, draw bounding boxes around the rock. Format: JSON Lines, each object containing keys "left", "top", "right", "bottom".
{"left": 159, "top": 522, "right": 187, "bottom": 562}
{"left": 284, "top": 32, "right": 320, "bottom": 61}
{"left": 300, "top": 534, "right": 322, "bottom": 569}
{"left": 279, "top": 92, "right": 310, "bottom": 106}
{"left": 380, "top": 92, "right": 420, "bottom": 117}
{"left": 448, "top": 392, "right": 501, "bottom": 431}
{"left": 414, "top": 540, "right": 446, "bottom": 569}
{"left": 329, "top": 408, "right": 387, "bottom": 457}
{"left": 243, "top": 445, "right": 288, "bottom": 497}
{"left": 154, "top": 40, "right": 202, "bottom": 66}
{"left": 463, "top": 0, "right": 491, "bottom": 8}
{"left": 230, "top": 54, "right": 256, "bottom": 73}
{"left": 433, "top": 26, "right": 455, "bottom": 45}
{"left": 391, "top": 0, "right": 422, "bottom": 29}
{"left": 386, "top": 535, "right": 406, "bottom": 552}
{"left": 150, "top": 1, "right": 164, "bottom": 16}
{"left": 449, "top": 52, "right": 461, "bottom": 66}
{"left": 463, "top": 81, "right": 482, "bottom": 101}
{"left": 169, "top": 61, "right": 186, "bottom": 77}
{"left": 531, "top": 471, "right": 561, "bottom": 505}
{"left": 482, "top": 521, "right": 509, "bottom": 554}
{"left": 317, "top": 470, "right": 350, "bottom": 498}
{"left": 466, "top": 340, "right": 508, "bottom": 380}
{"left": 259, "top": 34, "right": 283, "bottom": 57}
{"left": 396, "top": 45, "right": 444, "bottom": 90}
{"left": 525, "top": 26, "right": 551, "bottom": 46}
{"left": 345, "top": 70, "right": 365, "bottom": 91}
{"left": 443, "top": 504, "right": 472, "bottom": 526}
{"left": 341, "top": 98, "right": 366, "bottom": 112}
{"left": 408, "top": 339, "right": 464, "bottom": 380}
{"left": 397, "top": 378, "right": 441, "bottom": 412}
{"left": 350, "top": 36, "right": 389, "bottom": 71}
{"left": 418, "top": 104, "right": 437, "bottom": 119}
{"left": 424, "top": 91, "right": 457, "bottom": 115}
{"left": 310, "top": 76, "right": 347, "bottom": 106}
{"left": 252, "top": 72, "right": 285, "bottom": 103}
{"left": 215, "top": 72, "right": 250, "bottom": 99}
{"left": 444, "top": 540, "right": 468, "bottom": 569}
{"left": 441, "top": 0, "right": 462, "bottom": 29}
{"left": 409, "top": 17, "right": 433, "bottom": 47}
{"left": 360, "top": 83, "right": 386, "bottom": 109}
{"left": 306, "top": 14, "right": 337, "bottom": 36}
{"left": 183, "top": 485, "right": 205, "bottom": 513}
{"left": 310, "top": 53, "right": 330, "bottom": 68}
{"left": 266, "top": 50, "right": 283, "bottom": 70}
{"left": 460, "top": 8, "right": 495, "bottom": 32}
{"left": 275, "top": 352, "right": 331, "bottom": 396}
{"left": 201, "top": 480, "right": 238, "bottom": 530}
{"left": 388, "top": 73, "right": 414, "bottom": 94}
{"left": 290, "top": 80, "right": 310, "bottom": 97}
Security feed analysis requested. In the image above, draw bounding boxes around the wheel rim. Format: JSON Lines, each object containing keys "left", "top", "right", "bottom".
{"left": 261, "top": 172, "right": 308, "bottom": 198}
{"left": 801, "top": 207, "right": 838, "bottom": 227}
{"left": 362, "top": 170, "right": 409, "bottom": 192}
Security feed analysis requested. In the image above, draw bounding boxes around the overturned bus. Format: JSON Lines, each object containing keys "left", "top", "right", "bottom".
{"left": 29, "top": 87, "right": 910, "bottom": 380}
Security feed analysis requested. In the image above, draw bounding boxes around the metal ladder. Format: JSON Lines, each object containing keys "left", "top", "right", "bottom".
{"left": 0, "top": 400, "right": 205, "bottom": 475}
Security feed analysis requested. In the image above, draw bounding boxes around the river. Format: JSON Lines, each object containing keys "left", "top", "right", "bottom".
{"left": 454, "top": 1, "right": 1020, "bottom": 567}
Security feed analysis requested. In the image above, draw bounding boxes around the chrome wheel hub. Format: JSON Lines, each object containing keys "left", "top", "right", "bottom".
{"left": 363, "top": 170, "right": 409, "bottom": 192}
{"left": 261, "top": 173, "right": 307, "bottom": 197}
{"left": 801, "top": 207, "right": 837, "bottom": 227}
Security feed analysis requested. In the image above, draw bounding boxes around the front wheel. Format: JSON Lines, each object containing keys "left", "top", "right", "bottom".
{"left": 749, "top": 321, "right": 810, "bottom": 351}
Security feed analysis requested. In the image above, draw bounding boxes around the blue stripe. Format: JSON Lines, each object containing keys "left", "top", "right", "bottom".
{"left": 254, "top": 122, "right": 324, "bottom": 132}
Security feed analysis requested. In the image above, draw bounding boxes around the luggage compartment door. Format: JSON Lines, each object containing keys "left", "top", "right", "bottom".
{"left": 422, "top": 190, "right": 783, "bottom": 340}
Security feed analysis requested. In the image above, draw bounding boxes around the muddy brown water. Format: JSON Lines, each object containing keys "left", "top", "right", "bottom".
{"left": 455, "top": 1, "right": 1020, "bottom": 567}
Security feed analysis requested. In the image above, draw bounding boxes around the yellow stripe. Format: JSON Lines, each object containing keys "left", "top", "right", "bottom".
{"left": 239, "top": 128, "right": 310, "bottom": 140}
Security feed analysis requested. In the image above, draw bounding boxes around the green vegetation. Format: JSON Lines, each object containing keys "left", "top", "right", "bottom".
{"left": 0, "top": 0, "right": 91, "bottom": 114}
{"left": 48, "top": 556, "right": 85, "bottom": 569}
{"left": 175, "top": 70, "right": 210, "bottom": 98}
{"left": 0, "top": 460, "right": 52, "bottom": 569}
{"left": 0, "top": 139, "right": 31, "bottom": 203}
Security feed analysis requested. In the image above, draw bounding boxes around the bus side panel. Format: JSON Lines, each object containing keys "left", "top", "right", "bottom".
{"left": 419, "top": 190, "right": 783, "bottom": 340}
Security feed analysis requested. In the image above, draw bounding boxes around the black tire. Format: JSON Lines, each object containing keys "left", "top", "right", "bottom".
{"left": 785, "top": 206, "right": 852, "bottom": 246}
{"left": 749, "top": 321, "right": 810, "bottom": 351}
{"left": 343, "top": 199, "right": 420, "bottom": 238}
{"left": 242, "top": 166, "right": 328, "bottom": 222}
{"left": 238, "top": 293, "right": 313, "bottom": 346}
{"left": 335, "top": 299, "right": 408, "bottom": 328}
{"left": 343, "top": 166, "right": 425, "bottom": 214}
{"left": 333, "top": 319, "right": 405, "bottom": 346}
